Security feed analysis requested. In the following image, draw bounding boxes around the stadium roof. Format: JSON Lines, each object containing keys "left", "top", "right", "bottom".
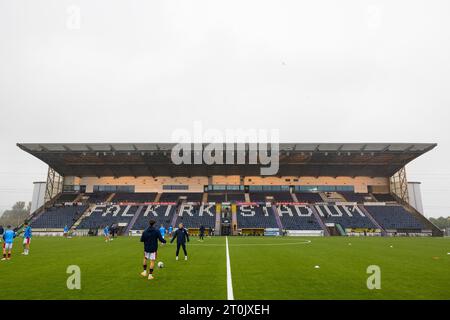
{"left": 17, "top": 143, "right": 437, "bottom": 178}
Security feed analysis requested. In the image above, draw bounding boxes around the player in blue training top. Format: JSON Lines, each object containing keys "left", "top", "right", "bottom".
{"left": 159, "top": 225, "right": 166, "bottom": 238}
{"left": 159, "top": 225, "right": 166, "bottom": 245}
{"left": 103, "top": 225, "right": 110, "bottom": 242}
{"left": 2, "top": 225, "right": 16, "bottom": 261}
{"left": 63, "top": 225, "right": 69, "bottom": 238}
{"left": 168, "top": 225, "right": 173, "bottom": 237}
{"left": 22, "top": 222, "right": 32, "bottom": 256}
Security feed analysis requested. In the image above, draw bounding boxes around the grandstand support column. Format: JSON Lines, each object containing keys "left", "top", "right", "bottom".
{"left": 309, "top": 205, "right": 330, "bottom": 236}
{"left": 291, "top": 193, "right": 299, "bottom": 202}
{"left": 390, "top": 167, "right": 409, "bottom": 203}
{"left": 154, "top": 193, "right": 162, "bottom": 202}
{"left": 44, "top": 166, "right": 63, "bottom": 205}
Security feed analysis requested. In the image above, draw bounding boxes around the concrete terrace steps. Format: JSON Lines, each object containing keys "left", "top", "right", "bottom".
{"left": 271, "top": 205, "right": 284, "bottom": 233}
{"left": 70, "top": 203, "right": 96, "bottom": 231}
{"left": 124, "top": 205, "right": 144, "bottom": 234}
{"left": 309, "top": 205, "right": 330, "bottom": 236}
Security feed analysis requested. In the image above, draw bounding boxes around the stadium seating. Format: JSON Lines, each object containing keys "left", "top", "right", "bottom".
{"left": 365, "top": 205, "right": 425, "bottom": 230}
{"left": 315, "top": 205, "right": 376, "bottom": 229}
{"left": 85, "top": 193, "right": 111, "bottom": 204}
{"left": 34, "top": 191, "right": 431, "bottom": 236}
{"left": 31, "top": 205, "right": 87, "bottom": 229}
{"left": 236, "top": 205, "right": 278, "bottom": 228}
{"left": 295, "top": 192, "right": 323, "bottom": 203}
{"left": 207, "top": 192, "right": 246, "bottom": 202}
{"left": 77, "top": 205, "right": 139, "bottom": 229}
{"left": 56, "top": 193, "right": 79, "bottom": 203}
{"left": 373, "top": 193, "right": 396, "bottom": 202}
{"left": 340, "top": 192, "right": 372, "bottom": 203}
{"left": 132, "top": 205, "right": 176, "bottom": 230}
{"left": 249, "top": 192, "right": 293, "bottom": 202}
{"left": 111, "top": 192, "right": 157, "bottom": 203}
{"left": 159, "top": 193, "right": 203, "bottom": 202}
{"left": 226, "top": 192, "right": 246, "bottom": 202}
{"left": 276, "top": 205, "right": 322, "bottom": 230}
{"left": 178, "top": 204, "right": 216, "bottom": 228}
{"left": 207, "top": 193, "right": 226, "bottom": 202}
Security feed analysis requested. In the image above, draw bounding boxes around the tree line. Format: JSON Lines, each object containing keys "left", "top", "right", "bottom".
{"left": 0, "top": 201, "right": 31, "bottom": 227}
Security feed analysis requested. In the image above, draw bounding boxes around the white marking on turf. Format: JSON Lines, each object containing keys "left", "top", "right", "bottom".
{"left": 226, "top": 236, "right": 234, "bottom": 300}
{"left": 187, "top": 240, "right": 312, "bottom": 247}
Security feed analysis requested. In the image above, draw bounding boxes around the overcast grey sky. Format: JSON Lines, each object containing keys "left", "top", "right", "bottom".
{"left": 0, "top": 0, "right": 449, "bottom": 217}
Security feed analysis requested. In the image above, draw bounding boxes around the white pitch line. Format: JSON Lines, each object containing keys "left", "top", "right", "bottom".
{"left": 225, "top": 236, "right": 234, "bottom": 300}
{"left": 187, "top": 240, "right": 312, "bottom": 247}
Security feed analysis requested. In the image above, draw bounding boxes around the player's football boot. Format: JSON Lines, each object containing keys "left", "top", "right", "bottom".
{"left": 140, "top": 271, "right": 147, "bottom": 277}
{"left": 148, "top": 274, "right": 154, "bottom": 280}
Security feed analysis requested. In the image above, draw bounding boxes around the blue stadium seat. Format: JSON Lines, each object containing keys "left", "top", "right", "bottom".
{"left": 111, "top": 193, "right": 157, "bottom": 203}
{"left": 31, "top": 205, "right": 87, "bottom": 229}
{"left": 316, "top": 205, "right": 376, "bottom": 229}
{"left": 178, "top": 204, "right": 216, "bottom": 228}
{"left": 132, "top": 205, "right": 176, "bottom": 230}
{"left": 77, "top": 205, "right": 139, "bottom": 229}
{"left": 295, "top": 193, "right": 323, "bottom": 203}
{"left": 159, "top": 193, "right": 203, "bottom": 202}
{"left": 277, "top": 205, "right": 322, "bottom": 230}
{"left": 365, "top": 205, "right": 425, "bottom": 230}
{"left": 236, "top": 205, "right": 278, "bottom": 228}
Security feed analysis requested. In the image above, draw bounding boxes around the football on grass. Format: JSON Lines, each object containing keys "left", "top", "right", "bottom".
{"left": 157, "top": 261, "right": 164, "bottom": 268}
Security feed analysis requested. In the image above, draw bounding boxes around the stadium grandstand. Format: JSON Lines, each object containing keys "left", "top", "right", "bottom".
{"left": 17, "top": 143, "right": 443, "bottom": 237}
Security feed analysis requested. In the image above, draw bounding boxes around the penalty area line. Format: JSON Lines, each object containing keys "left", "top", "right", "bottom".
{"left": 225, "top": 236, "right": 234, "bottom": 300}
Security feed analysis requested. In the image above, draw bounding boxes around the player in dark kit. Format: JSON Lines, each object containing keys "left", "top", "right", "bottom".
{"left": 140, "top": 220, "right": 166, "bottom": 280}
{"left": 171, "top": 223, "right": 190, "bottom": 261}
{"left": 199, "top": 225, "right": 205, "bottom": 241}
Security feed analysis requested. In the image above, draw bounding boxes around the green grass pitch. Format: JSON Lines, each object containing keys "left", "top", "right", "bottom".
{"left": 0, "top": 236, "right": 449, "bottom": 300}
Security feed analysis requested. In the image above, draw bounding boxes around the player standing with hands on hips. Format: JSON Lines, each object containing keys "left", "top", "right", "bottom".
{"left": 171, "top": 223, "right": 189, "bottom": 261}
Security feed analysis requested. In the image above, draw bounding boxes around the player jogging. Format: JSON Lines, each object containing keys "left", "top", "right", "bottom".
{"left": 140, "top": 220, "right": 166, "bottom": 280}
{"left": 168, "top": 225, "right": 173, "bottom": 237}
{"left": 171, "top": 223, "right": 189, "bottom": 261}
{"left": 2, "top": 226, "right": 16, "bottom": 261}
{"left": 22, "top": 222, "right": 32, "bottom": 255}
{"left": 103, "top": 225, "right": 110, "bottom": 242}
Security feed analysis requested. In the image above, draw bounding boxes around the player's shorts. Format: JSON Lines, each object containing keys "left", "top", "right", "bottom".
{"left": 144, "top": 251, "right": 157, "bottom": 260}
{"left": 23, "top": 237, "right": 31, "bottom": 245}
{"left": 3, "top": 243, "right": 13, "bottom": 250}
